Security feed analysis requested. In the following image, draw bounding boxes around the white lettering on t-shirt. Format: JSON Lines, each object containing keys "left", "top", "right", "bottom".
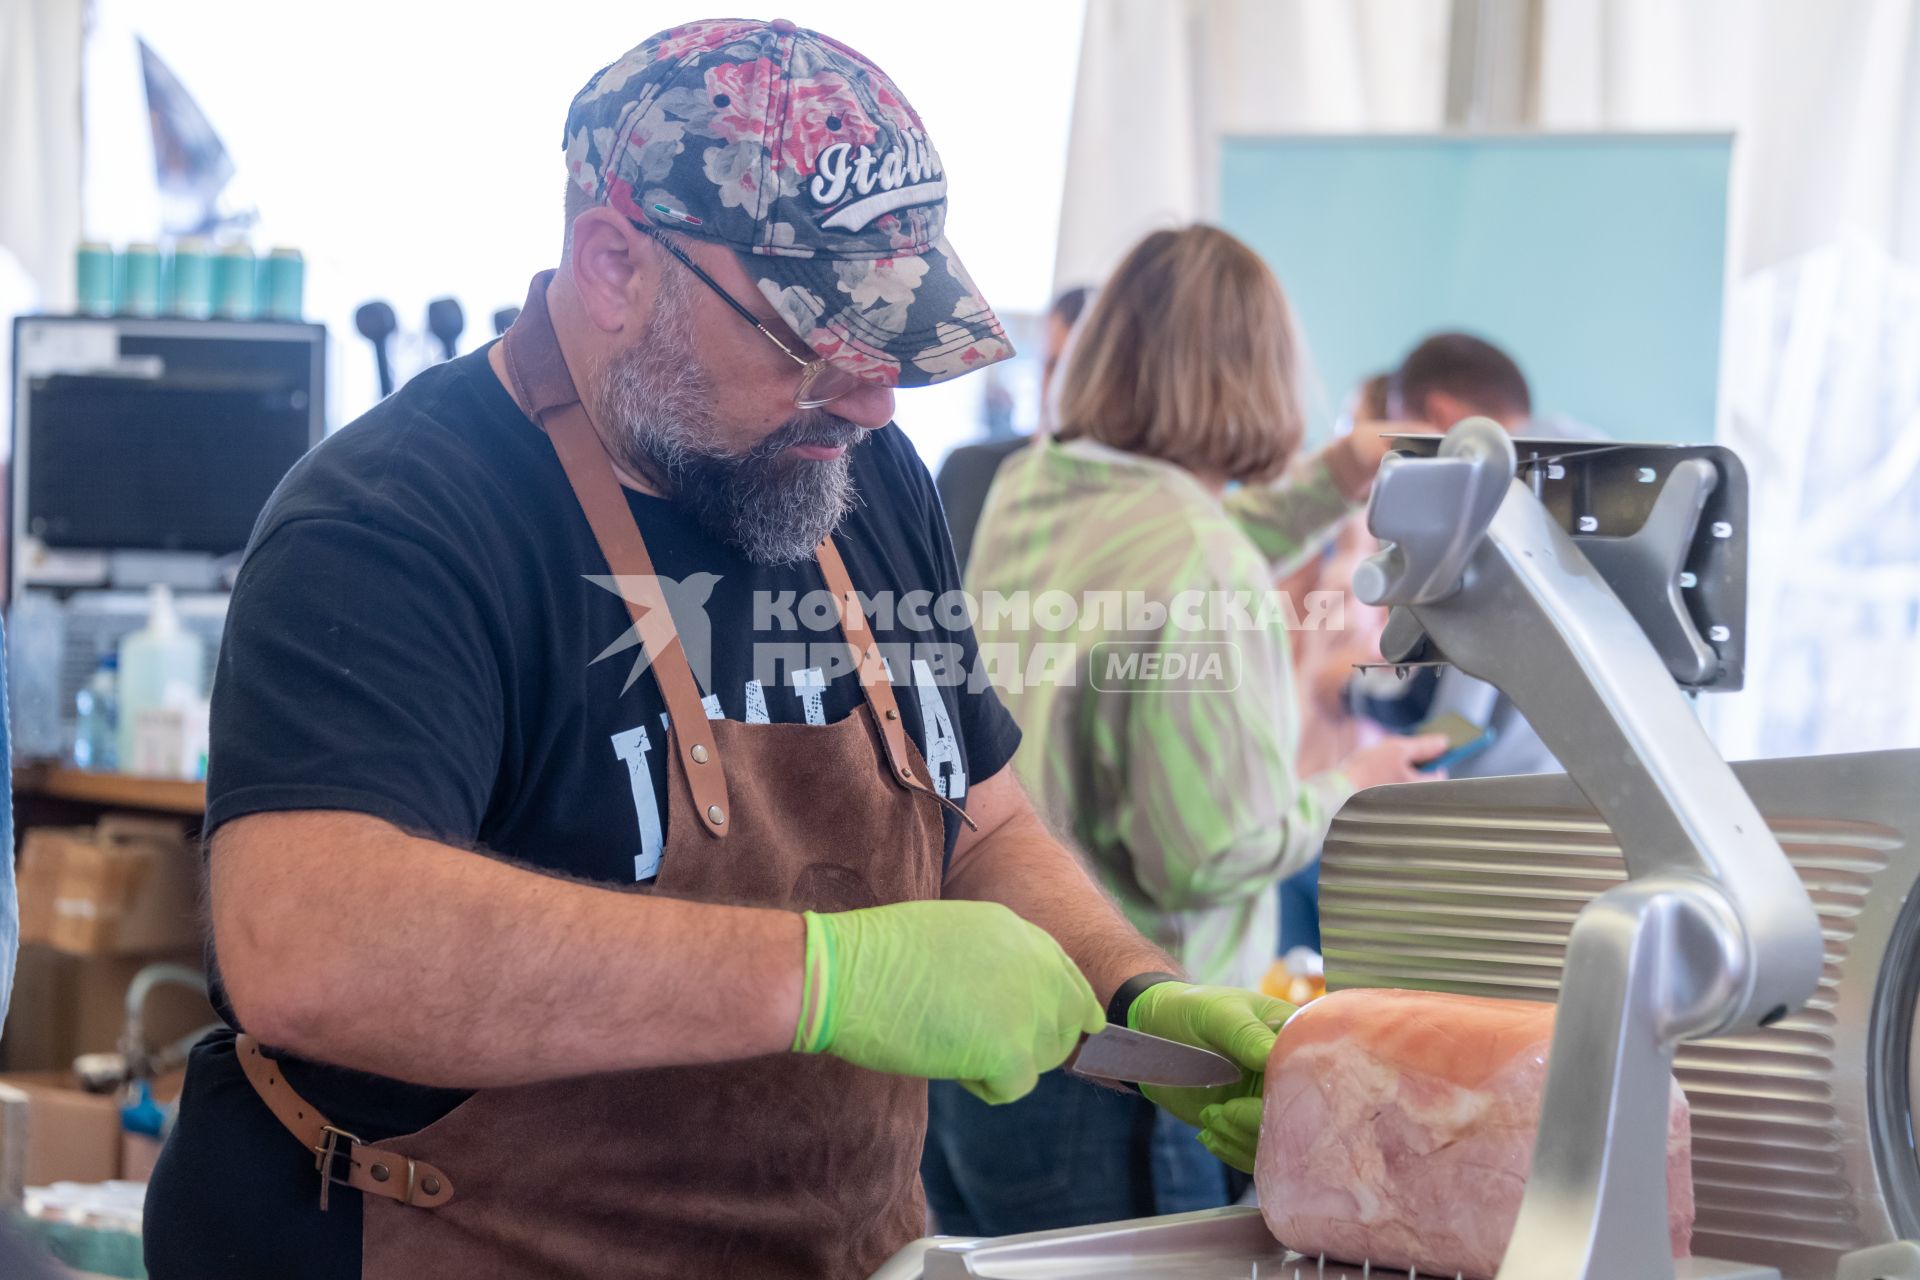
{"left": 911, "top": 658, "right": 966, "bottom": 799}
{"left": 792, "top": 668, "right": 827, "bottom": 725}
{"left": 616, "top": 655, "right": 964, "bottom": 877}
{"left": 610, "top": 724, "right": 666, "bottom": 880}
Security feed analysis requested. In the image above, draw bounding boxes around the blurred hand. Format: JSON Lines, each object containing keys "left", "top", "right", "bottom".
{"left": 1310, "top": 646, "right": 1379, "bottom": 715}
{"left": 1326, "top": 419, "right": 1442, "bottom": 500}
{"left": 1339, "top": 732, "right": 1453, "bottom": 789}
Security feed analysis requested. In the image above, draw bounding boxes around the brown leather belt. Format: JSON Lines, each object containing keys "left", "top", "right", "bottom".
{"left": 235, "top": 1034, "right": 454, "bottom": 1211}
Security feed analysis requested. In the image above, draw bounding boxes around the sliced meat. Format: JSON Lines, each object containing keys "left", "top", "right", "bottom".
{"left": 1256, "top": 988, "right": 1692, "bottom": 1279}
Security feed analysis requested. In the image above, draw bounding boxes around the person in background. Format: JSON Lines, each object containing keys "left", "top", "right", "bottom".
{"left": 1351, "top": 330, "right": 1565, "bottom": 778}
{"left": 1282, "top": 373, "right": 1393, "bottom": 778}
{"left": 1388, "top": 331, "right": 1533, "bottom": 435}
{"left": 920, "top": 226, "right": 1449, "bottom": 1234}
{"left": 935, "top": 285, "right": 1091, "bottom": 573}
{"left": 1272, "top": 374, "right": 1394, "bottom": 954}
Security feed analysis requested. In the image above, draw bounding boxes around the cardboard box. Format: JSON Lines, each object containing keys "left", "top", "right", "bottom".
{"left": 0, "top": 1067, "right": 191, "bottom": 1203}
{"left": 0, "top": 1074, "right": 122, "bottom": 1203}
{"left": 0, "top": 946, "right": 216, "bottom": 1075}
{"left": 18, "top": 816, "right": 200, "bottom": 957}
{"left": 117, "top": 1131, "right": 162, "bottom": 1185}
{"left": 14, "top": 827, "right": 87, "bottom": 946}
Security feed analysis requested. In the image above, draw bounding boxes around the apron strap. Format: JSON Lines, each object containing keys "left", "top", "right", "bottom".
{"left": 817, "top": 535, "right": 976, "bottom": 830}
{"left": 501, "top": 274, "right": 734, "bottom": 837}
{"left": 234, "top": 1034, "right": 455, "bottom": 1212}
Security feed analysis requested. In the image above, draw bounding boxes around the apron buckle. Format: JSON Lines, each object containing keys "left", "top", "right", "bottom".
{"left": 312, "top": 1123, "right": 364, "bottom": 1212}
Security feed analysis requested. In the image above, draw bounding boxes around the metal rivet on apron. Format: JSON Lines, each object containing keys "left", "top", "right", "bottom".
{"left": 691, "top": 744, "right": 709, "bottom": 764}
{"left": 707, "top": 805, "right": 726, "bottom": 825}
{"left": 422, "top": 1176, "right": 442, "bottom": 1196}
{"left": 370, "top": 1163, "right": 390, "bottom": 1182}
{"left": 899, "top": 765, "right": 912, "bottom": 779}
{"left": 884, "top": 709, "right": 899, "bottom": 721}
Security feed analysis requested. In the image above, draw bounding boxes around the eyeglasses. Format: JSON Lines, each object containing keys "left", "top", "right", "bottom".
{"left": 631, "top": 220, "right": 865, "bottom": 410}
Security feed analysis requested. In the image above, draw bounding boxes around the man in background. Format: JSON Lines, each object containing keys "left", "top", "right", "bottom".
{"left": 935, "top": 285, "right": 1091, "bottom": 572}
{"left": 1387, "top": 331, "right": 1533, "bottom": 435}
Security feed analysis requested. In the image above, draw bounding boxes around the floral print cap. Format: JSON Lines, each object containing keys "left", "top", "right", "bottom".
{"left": 565, "top": 17, "right": 1014, "bottom": 390}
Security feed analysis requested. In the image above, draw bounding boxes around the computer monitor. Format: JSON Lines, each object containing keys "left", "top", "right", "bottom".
{"left": 11, "top": 314, "right": 326, "bottom": 593}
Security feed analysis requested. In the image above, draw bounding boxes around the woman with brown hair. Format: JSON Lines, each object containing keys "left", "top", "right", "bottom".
{"left": 921, "top": 226, "right": 1444, "bottom": 1232}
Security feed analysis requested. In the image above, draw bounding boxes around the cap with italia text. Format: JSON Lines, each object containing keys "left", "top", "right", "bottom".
{"left": 564, "top": 17, "right": 1013, "bottom": 390}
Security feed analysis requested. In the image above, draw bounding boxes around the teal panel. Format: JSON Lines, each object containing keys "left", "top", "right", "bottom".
{"left": 1219, "top": 134, "right": 1732, "bottom": 444}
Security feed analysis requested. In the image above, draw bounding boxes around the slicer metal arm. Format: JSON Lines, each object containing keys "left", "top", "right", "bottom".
{"left": 1355, "top": 420, "right": 1820, "bottom": 1033}
{"left": 1353, "top": 420, "right": 1823, "bottom": 1280}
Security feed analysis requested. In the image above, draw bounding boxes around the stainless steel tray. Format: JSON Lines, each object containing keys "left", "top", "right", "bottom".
{"left": 870, "top": 1208, "right": 1779, "bottom": 1279}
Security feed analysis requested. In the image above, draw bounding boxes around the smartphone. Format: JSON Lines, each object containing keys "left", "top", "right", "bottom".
{"left": 1411, "top": 712, "right": 1496, "bottom": 773}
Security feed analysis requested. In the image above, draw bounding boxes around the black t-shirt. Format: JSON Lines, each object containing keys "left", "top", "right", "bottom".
{"left": 147, "top": 348, "right": 1018, "bottom": 1276}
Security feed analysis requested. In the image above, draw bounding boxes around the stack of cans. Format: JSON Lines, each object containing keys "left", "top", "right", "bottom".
{"left": 74, "top": 240, "right": 305, "bottom": 321}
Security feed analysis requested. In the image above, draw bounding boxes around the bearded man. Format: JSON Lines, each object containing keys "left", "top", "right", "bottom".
{"left": 142, "top": 18, "right": 1301, "bottom": 1280}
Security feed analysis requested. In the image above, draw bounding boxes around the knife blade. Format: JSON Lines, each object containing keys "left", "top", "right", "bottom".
{"left": 1064, "top": 1025, "right": 1242, "bottom": 1088}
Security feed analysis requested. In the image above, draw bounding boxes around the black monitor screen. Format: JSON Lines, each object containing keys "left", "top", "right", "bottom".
{"left": 26, "top": 374, "right": 314, "bottom": 555}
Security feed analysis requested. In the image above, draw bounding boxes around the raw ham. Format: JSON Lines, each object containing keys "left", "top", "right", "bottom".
{"left": 1255, "top": 989, "right": 1692, "bottom": 1278}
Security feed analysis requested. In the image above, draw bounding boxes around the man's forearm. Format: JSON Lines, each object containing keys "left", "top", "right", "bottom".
{"left": 211, "top": 810, "right": 803, "bottom": 1088}
{"left": 943, "top": 805, "right": 1176, "bottom": 1007}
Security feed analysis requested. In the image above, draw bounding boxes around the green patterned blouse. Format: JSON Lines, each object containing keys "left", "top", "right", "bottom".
{"left": 967, "top": 437, "right": 1360, "bottom": 988}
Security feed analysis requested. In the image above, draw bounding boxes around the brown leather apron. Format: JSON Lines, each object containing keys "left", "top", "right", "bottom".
{"left": 241, "top": 273, "right": 951, "bottom": 1279}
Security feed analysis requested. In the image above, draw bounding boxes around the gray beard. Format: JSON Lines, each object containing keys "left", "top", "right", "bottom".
{"left": 591, "top": 271, "right": 859, "bottom": 566}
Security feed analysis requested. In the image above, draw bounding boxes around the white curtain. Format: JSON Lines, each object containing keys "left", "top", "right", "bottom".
{"left": 0, "top": 0, "right": 85, "bottom": 310}
{"left": 1537, "top": 0, "right": 1920, "bottom": 279}
{"left": 1054, "top": 0, "right": 1452, "bottom": 292}
{"left": 1537, "top": 0, "right": 1920, "bottom": 758}
{"left": 1713, "top": 239, "right": 1920, "bottom": 758}
{"left": 0, "top": 0, "right": 85, "bottom": 474}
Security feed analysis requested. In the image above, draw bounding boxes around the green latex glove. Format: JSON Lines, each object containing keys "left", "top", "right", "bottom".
{"left": 1128, "top": 981, "right": 1297, "bottom": 1173}
{"left": 792, "top": 901, "right": 1105, "bottom": 1105}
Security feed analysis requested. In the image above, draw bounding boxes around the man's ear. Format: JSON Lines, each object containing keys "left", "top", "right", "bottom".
{"left": 568, "top": 208, "right": 651, "bottom": 335}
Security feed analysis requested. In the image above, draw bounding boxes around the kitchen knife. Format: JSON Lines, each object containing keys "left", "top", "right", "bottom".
{"left": 1064, "top": 1025, "right": 1241, "bottom": 1088}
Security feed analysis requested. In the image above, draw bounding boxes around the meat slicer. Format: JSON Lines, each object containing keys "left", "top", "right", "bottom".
{"left": 871, "top": 420, "right": 1920, "bottom": 1279}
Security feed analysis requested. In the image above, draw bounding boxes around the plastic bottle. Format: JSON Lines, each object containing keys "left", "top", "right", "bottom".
{"left": 73, "top": 652, "right": 120, "bottom": 772}
{"left": 117, "top": 586, "right": 206, "bottom": 774}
